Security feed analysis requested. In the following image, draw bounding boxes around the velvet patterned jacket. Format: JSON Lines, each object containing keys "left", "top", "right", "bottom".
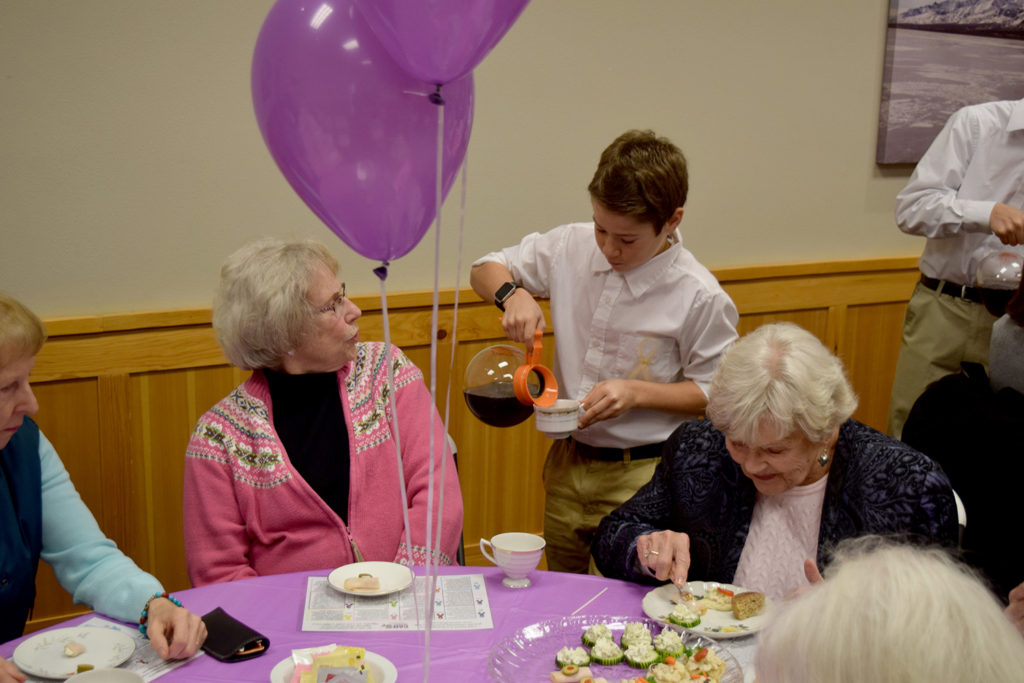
{"left": 592, "top": 418, "right": 959, "bottom": 584}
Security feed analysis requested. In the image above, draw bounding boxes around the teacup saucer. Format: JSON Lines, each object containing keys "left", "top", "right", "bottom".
{"left": 502, "top": 576, "right": 532, "bottom": 588}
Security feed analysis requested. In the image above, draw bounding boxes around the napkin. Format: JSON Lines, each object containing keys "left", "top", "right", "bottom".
{"left": 200, "top": 606, "right": 270, "bottom": 662}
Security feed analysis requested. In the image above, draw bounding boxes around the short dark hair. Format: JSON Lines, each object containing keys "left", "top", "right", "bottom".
{"left": 587, "top": 129, "right": 688, "bottom": 233}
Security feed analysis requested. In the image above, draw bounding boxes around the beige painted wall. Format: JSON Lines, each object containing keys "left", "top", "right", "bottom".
{"left": 1, "top": 0, "right": 920, "bottom": 318}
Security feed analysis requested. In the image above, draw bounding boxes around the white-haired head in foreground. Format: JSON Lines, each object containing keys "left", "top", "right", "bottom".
{"left": 213, "top": 238, "right": 339, "bottom": 370}
{"left": 755, "top": 537, "right": 1024, "bottom": 682}
{"left": 706, "top": 321, "right": 857, "bottom": 445}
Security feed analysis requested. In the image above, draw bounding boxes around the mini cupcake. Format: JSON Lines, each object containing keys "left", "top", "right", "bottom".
{"left": 667, "top": 601, "right": 701, "bottom": 628}
{"left": 652, "top": 626, "right": 686, "bottom": 658}
{"left": 581, "top": 623, "right": 612, "bottom": 647}
{"left": 588, "top": 636, "right": 624, "bottom": 666}
{"left": 620, "top": 622, "right": 653, "bottom": 649}
{"left": 623, "top": 640, "right": 660, "bottom": 669}
{"left": 555, "top": 645, "right": 590, "bottom": 669}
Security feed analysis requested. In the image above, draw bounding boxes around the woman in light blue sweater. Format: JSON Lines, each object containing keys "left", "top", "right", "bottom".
{"left": 0, "top": 294, "right": 206, "bottom": 682}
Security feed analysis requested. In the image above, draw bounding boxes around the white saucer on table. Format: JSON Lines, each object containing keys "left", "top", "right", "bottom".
{"left": 12, "top": 626, "right": 136, "bottom": 679}
{"left": 268, "top": 650, "right": 397, "bottom": 683}
{"left": 327, "top": 561, "right": 413, "bottom": 596}
{"left": 641, "top": 580, "right": 771, "bottom": 639}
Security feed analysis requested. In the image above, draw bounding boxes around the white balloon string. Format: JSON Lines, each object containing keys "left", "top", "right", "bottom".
{"left": 420, "top": 85, "right": 447, "bottom": 682}
{"left": 436, "top": 155, "right": 467, "bottom": 557}
{"left": 378, "top": 271, "right": 421, "bottom": 628}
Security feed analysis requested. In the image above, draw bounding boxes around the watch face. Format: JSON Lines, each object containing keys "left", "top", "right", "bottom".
{"left": 496, "top": 282, "right": 517, "bottom": 301}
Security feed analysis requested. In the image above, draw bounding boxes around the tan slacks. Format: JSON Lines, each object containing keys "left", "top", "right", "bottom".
{"left": 542, "top": 438, "right": 659, "bottom": 574}
{"left": 887, "top": 281, "right": 996, "bottom": 439}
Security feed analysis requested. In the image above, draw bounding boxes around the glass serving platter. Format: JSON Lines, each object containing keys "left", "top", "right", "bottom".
{"left": 488, "top": 614, "right": 741, "bottom": 682}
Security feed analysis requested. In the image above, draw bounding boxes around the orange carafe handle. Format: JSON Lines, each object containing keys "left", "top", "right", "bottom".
{"left": 513, "top": 329, "right": 559, "bottom": 407}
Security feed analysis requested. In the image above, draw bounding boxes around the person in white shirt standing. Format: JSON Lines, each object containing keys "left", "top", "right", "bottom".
{"left": 470, "top": 129, "right": 739, "bottom": 573}
{"left": 888, "top": 97, "right": 1024, "bottom": 439}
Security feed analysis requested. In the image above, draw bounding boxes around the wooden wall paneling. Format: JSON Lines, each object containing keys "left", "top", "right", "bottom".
{"left": 841, "top": 301, "right": 910, "bottom": 431}
{"left": 32, "top": 327, "right": 226, "bottom": 381}
{"left": 735, "top": 309, "right": 831, "bottom": 342}
{"left": 96, "top": 374, "right": 147, "bottom": 563}
{"left": 27, "top": 379, "right": 103, "bottom": 629}
{"left": 137, "top": 369, "right": 210, "bottom": 592}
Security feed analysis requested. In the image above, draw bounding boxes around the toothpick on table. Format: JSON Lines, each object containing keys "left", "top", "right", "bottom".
{"left": 570, "top": 587, "right": 609, "bottom": 616}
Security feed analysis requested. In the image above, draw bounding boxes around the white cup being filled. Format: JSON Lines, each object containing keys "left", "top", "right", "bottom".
{"left": 533, "top": 399, "right": 583, "bottom": 439}
{"left": 479, "top": 532, "right": 546, "bottom": 588}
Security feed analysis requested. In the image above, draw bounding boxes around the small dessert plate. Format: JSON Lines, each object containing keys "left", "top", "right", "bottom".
{"left": 327, "top": 561, "right": 413, "bottom": 596}
{"left": 641, "top": 580, "right": 772, "bottom": 639}
{"left": 13, "top": 626, "right": 136, "bottom": 679}
{"left": 269, "top": 650, "right": 397, "bottom": 683}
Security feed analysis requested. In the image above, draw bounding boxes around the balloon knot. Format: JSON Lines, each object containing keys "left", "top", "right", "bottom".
{"left": 428, "top": 84, "right": 445, "bottom": 106}
{"left": 373, "top": 262, "right": 390, "bottom": 281}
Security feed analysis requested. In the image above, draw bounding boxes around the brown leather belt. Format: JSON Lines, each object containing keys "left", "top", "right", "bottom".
{"left": 569, "top": 437, "right": 664, "bottom": 462}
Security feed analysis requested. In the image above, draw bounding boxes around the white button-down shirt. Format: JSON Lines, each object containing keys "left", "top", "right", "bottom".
{"left": 473, "top": 222, "right": 739, "bottom": 449}
{"left": 895, "top": 98, "right": 1024, "bottom": 285}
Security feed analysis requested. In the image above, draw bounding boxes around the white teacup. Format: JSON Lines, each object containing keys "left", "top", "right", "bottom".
{"left": 479, "top": 532, "right": 546, "bottom": 588}
{"left": 533, "top": 399, "right": 582, "bottom": 438}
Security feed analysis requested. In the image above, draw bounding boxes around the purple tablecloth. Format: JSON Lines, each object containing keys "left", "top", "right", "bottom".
{"left": 2, "top": 566, "right": 757, "bottom": 681}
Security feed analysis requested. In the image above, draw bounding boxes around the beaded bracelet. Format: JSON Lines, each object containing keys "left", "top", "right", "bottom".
{"left": 138, "top": 591, "right": 182, "bottom": 637}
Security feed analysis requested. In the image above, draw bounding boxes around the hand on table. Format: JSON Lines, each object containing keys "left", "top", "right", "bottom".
{"left": 636, "top": 530, "right": 690, "bottom": 588}
{"left": 0, "top": 656, "right": 26, "bottom": 683}
{"left": 580, "top": 379, "right": 638, "bottom": 428}
{"left": 1006, "top": 581, "right": 1024, "bottom": 637}
{"left": 145, "top": 598, "right": 208, "bottom": 660}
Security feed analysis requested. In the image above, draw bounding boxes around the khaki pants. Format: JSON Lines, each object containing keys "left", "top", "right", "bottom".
{"left": 887, "top": 281, "right": 996, "bottom": 439}
{"left": 542, "top": 439, "right": 659, "bottom": 574}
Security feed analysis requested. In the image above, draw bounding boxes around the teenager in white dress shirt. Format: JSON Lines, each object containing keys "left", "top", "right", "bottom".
{"left": 470, "top": 129, "right": 738, "bottom": 573}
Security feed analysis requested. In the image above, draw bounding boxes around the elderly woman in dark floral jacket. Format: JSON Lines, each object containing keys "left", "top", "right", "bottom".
{"left": 593, "top": 322, "right": 958, "bottom": 600}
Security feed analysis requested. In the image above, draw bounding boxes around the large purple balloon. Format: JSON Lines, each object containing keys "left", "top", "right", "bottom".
{"left": 252, "top": 0, "right": 474, "bottom": 262}
{"left": 354, "top": 0, "right": 530, "bottom": 85}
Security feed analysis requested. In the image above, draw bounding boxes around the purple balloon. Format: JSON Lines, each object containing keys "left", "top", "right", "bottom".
{"left": 354, "top": 0, "right": 531, "bottom": 85}
{"left": 252, "top": 0, "right": 474, "bottom": 262}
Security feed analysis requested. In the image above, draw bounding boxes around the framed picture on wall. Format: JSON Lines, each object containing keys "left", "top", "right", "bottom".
{"left": 876, "top": 0, "right": 1024, "bottom": 164}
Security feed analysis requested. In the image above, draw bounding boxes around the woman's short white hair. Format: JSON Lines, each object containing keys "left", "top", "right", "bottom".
{"left": 213, "top": 238, "right": 338, "bottom": 370}
{"left": 706, "top": 322, "right": 857, "bottom": 444}
{"left": 755, "top": 537, "right": 1024, "bottom": 682}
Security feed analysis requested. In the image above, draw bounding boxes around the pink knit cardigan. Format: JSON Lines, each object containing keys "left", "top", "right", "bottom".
{"left": 183, "top": 342, "right": 464, "bottom": 586}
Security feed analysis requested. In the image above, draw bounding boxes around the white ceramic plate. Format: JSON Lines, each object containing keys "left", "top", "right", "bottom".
{"left": 488, "top": 614, "right": 741, "bottom": 682}
{"left": 67, "top": 669, "right": 144, "bottom": 683}
{"left": 269, "top": 650, "right": 397, "bottom": 683}
{"left": 642, "top": 581, "right": 771, "bottom": 639}
{"left": 12, "top": 626, "right": 136, "bottom": 679}
{"left": 327, "top": 561, "right": 413, "bottom": 597}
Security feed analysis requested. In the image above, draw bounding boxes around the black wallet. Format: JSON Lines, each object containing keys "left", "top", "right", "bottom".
{"left": 200, "top": 606, "right": 270, "bottom": 662}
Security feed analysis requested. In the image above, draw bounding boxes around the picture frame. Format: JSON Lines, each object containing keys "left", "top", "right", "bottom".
{"left": 876, "top": 0, "right": 1024, "bottom": 164}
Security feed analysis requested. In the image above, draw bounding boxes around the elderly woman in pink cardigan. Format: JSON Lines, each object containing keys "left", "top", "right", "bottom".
{"left": 183, "top": 238, "right": 464, "bottom": 586}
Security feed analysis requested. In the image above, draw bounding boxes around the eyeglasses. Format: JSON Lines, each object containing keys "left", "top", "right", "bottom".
{"left": 316, "top": 283, "right": 347, "bottom": 317}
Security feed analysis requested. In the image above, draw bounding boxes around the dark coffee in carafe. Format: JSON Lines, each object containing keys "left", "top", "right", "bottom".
{"left": 463, "top": 381, "right": 533, "bottom": 427}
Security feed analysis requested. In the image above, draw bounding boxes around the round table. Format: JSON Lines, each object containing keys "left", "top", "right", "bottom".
{"left": 2, "top": 566, "right": 758, "bottom": 681}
